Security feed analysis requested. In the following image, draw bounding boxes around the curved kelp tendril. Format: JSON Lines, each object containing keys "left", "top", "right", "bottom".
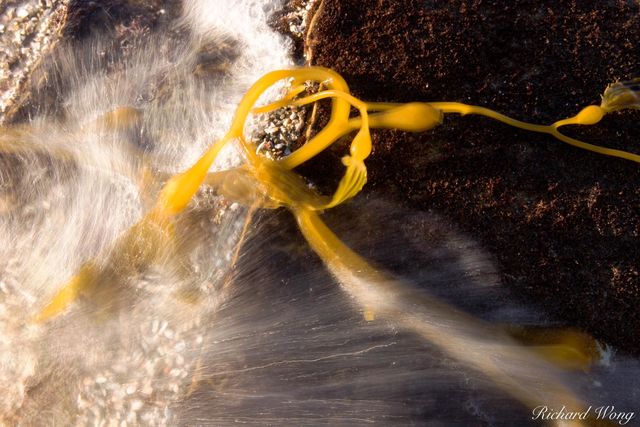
{"left": 30, "top": 66, "right": 639, "bottom": 425}
{"left": 34, "top": 67, "right": 354, "bottom": 322}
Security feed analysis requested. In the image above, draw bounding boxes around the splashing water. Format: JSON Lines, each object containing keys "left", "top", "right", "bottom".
{"left": 0, "top": 1, "right": 294, "bottom": 424}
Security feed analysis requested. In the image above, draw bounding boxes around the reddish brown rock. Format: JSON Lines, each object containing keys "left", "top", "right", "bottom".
{"left": 303, "top": 0, "right": 640, "bottom": 354}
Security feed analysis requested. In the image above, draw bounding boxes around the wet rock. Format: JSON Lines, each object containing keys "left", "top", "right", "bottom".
{"left": 303, "top": 0, "right": 640, "bottom": 355}
{"left": 0, "top": 0, "right": 69, "bottom": 123}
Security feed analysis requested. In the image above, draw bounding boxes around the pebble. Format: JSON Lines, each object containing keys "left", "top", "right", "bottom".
{"left": 252, "top": 101, "right": 307, "bottom": 160}
{"left": 130, "top": 399, "right": 143, "bottom": 412}
{"left": 17, "top": 7, "right": 30, "bottom": 19}
{"left": 4, "top": 8, "right": 16, "bottom": 20}
{"left": 141, "top": 381, "right": 153, "bottom": 396}
{"left": 281, "top": 0, "right": 317, "bottom": 39}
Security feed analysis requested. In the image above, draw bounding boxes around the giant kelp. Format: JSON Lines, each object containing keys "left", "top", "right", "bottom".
{"left": 20, "top": 65, "right": 640, "bottom": 425}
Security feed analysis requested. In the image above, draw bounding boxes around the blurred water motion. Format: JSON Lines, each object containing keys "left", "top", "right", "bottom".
{"left": 0, "top": 1, "right": 639, "bottom": 425}
{"left": 173, "top": 202, "right": 640, "bottom": 426}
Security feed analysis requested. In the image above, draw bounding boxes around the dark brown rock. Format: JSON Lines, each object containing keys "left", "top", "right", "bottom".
{"left": 304, "top": 0, "right": 640, "bottom": 355}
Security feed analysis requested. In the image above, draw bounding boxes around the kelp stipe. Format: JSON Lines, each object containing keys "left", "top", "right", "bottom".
{"left": 294, "top": 206, "right": 592, "bottom": 420}
{"left": 30, "top": 66, "right": 638, "bottom": 425}
{"left": 33, "top": 67, "right": 350, "bottom": 322}
{"left": 425, "top": 100, "right": 640, "bottom": 164}
{"left": 506, "top": 325, "right": 602, "bottom": 372}
{"left": 31, "top": 64, "right": 635, "bottom": 327}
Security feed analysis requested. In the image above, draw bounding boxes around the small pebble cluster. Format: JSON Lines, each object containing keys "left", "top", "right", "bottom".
{"left": 252, "top": 104, "right": 306, "bottom": 159}
{"left": 0, "top": 174, "right": 246, "bottom": 424}
{"left": 75, "top": 318, "right": 203, "bottom": 426}
{"left": 0, "top": 273, "right": 38, "bottom": 422}
{"left": 0, "top": 0, "right": 68, "bottom": 123}
{"left": 71, "top": 200, "right": 245, "bottom": 426}
{"left": 283, "top": 0, "right": 317, "bottom": 39}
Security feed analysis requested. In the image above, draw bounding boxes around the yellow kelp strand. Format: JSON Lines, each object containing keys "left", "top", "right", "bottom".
{"left": 427, "top": 101, "right": 640, "bottom": 164}
{"left": 200, "top": 148, "right": 602, "bottom": 425}
{"left": 32, "top": 66, "right": 629, "bottom": 426}
{"left": 293, "top": 206, "right": 591, "bottom": 424}
{"left": 35, "top": 66, "right": 637, "bottom": 335}
{"left": 35, "top": 213, "right": 175, "bottom": 322}
{"left": 34, "top": 67, "right": 351, "bottom": 321}
{"left": 507, "top": 325, "right": 602, "bottom": 372}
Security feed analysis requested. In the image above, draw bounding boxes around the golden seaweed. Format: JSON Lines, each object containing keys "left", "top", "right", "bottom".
{"left": 27, "top": 66, "right": 639, "bottom": 425}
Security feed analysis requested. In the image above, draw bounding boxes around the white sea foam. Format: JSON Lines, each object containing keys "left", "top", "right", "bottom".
{"left": 0, "top": 0, "right": 293, "bottom": 423}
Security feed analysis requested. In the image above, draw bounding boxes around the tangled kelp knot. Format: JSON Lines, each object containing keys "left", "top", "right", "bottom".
{"left": 21, "top": 66, "right": 638, "bottom": 425}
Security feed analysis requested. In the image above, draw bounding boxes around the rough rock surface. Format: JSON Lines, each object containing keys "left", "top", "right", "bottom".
{"left": 303, "top": 0, "right": 640, "bottom": 355}
{"left": 2, "top": 0, "right": 178, "bottom": 124}
{"left": 0, "top": 0, "right": 68, "bottom": 123}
